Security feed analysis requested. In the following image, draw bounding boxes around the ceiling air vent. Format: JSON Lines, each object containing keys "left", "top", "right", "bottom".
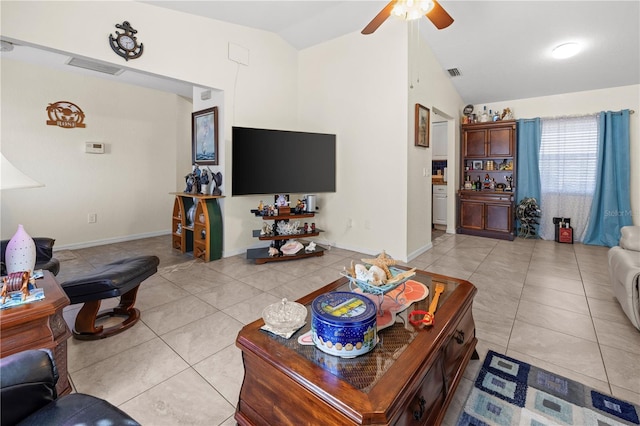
{"left": 447, "top": 68, "right": 461, "bottom": 77}
{"left": 66, "top": 57, "right": 123, "bottom": 76}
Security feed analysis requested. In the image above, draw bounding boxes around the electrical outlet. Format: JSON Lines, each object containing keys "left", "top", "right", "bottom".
{"left": 88, "top": 213, "right": 97, "bottom": 223}
{"left": 364, "top": 220, "right": 371, "bottom": 230}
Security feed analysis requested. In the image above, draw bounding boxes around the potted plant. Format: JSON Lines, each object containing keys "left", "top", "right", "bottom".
{"left": 516, "top": 197, "right": 541, "bottom": 238}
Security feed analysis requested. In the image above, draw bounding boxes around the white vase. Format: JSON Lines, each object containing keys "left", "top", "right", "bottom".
{"left": 5, "top": 224, "right": 36, "bottom": 274}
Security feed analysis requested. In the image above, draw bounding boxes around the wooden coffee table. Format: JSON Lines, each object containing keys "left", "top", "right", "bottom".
{"left": 235, "top": 269, "right": 477, "bottom": 425}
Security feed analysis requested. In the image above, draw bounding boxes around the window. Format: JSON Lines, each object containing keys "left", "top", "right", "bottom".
{"left": 538, "top": 115, "right": 598, "bottom": 241}
{"left": 540, "top": 116, "right": 598, "bottom": 194}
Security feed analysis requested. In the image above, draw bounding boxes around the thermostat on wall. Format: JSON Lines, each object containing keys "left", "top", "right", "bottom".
{"left": 85, "top": 142, "right": 105, "bottom": 154}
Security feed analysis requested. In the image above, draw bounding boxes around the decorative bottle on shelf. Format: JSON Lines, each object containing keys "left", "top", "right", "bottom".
{"left": 476, "top": 176, "right": 482, "bottom": 191}
{"left": 480, "top": 106, "right": 489, "bottom": 122}
{"left": 464, "top": 175, "right": 472, "bottom": 190}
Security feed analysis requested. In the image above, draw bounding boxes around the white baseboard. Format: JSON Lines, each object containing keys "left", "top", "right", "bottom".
{"left": 54, "top": 230, "right": 171, "bottom": 251}
{"left": 407, "top": 243, "right": 434, "bottom": 262}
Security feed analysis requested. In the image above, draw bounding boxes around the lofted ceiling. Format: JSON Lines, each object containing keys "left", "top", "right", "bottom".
{"left": 143, "top": 0, "right": 640, "bottom": 105}
{"left": 2, "top": 1, "right": 638, "bottom": 106}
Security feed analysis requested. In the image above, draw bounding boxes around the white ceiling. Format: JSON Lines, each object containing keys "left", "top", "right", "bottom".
{"left": 143, "top": 0, "right": 640, "bottom": 105}
{"left": 3, "top": 1, "right": 638, "bottom": 105}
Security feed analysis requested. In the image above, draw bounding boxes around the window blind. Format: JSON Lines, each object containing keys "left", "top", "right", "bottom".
{"left": 539, "top": 115, "right": 598, "bottom": 195}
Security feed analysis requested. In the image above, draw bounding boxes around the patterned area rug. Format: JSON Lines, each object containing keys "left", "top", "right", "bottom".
{"left": 458, "top": 350, "right": 640, "bottom": 426}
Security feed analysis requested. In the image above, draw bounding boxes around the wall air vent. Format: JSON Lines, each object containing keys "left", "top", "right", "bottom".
{"left": 447, "top": 68, "right": 461, "bottom": 77}
{"left": 66, "top": 57, "right": 124, "bottom": 76}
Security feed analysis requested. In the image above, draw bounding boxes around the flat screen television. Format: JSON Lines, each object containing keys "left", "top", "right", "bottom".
{"left": 232, "top": 126, "right": 336, "bottom": 196}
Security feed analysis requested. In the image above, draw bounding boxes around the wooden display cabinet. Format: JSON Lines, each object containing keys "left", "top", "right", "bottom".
{"left": 459, "top": 191, "right": 514, "bottom": 239}
{"left": 458, "top": 120, "right": 517, "bottom": 241}
{"left": 171, "top": 193, "right": 224, "bottom": 261}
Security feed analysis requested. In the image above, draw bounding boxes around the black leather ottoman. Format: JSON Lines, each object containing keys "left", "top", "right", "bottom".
{"left": 61, "top": 256, "right": 159, "bottom": 340}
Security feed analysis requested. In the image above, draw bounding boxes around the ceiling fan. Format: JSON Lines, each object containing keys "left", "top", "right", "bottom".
{"left": 362, "top": 0, "right": 454, "bottom": 35}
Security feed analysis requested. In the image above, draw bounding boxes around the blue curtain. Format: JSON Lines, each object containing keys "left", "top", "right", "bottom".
{"left": 516, "top": 118, "right": 542, "bottom": 205}
{"left": 583, "top": 110, "right": 633, "bottom": 247}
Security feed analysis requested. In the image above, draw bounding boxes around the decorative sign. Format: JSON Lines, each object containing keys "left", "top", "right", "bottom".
{"left": 109, "top": 21, "right": 143, "bottom": 61}
{"left": 46, "top": 101, "right": 86, "bottom": 128}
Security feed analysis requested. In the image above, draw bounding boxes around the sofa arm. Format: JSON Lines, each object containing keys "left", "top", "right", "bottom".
{"left": 620, "top": 226, "right": 640, "bottom": 252}
{"left": 0, "top": 349, "right": 58, "bottom": 426}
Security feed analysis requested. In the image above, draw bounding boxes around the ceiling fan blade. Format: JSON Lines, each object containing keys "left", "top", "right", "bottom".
{"left": 426, "top": 0, "right": 454, "bottom": 29}
{"left": 361, "top": 0, "right": 398, "bottom": 35}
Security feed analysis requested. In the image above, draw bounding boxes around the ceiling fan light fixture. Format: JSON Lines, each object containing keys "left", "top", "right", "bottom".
{"left": 552, "top": 42, "right": 581, "bottom": 59}
{"left": 392, "top": 0, "right": 434, "bottom": 21}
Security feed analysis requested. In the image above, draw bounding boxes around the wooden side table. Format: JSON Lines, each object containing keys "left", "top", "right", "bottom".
{"left": 1, "top": 271, "right": 72, "bottom": 395}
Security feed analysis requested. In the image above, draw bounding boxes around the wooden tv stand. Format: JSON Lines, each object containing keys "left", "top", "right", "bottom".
{"left": 246, "top": 212, "right": 325, "bottom": 264}
{"left": 235, "top": 269, "right": 477, "bottom": 425}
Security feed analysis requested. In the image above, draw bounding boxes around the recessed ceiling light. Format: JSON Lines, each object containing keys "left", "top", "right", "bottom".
{"left": 552, "top": 42, "right": 580, "bottom": 59}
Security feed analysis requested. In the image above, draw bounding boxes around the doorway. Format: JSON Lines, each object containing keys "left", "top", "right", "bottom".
{"left": 430, "top": 108, "right": 455, "bottom": 242}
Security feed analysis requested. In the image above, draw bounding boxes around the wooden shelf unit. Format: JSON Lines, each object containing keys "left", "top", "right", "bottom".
{"left": 171, "top": 193, "right": 224, "bottom": 261}
{"left": 457, "top": 120, "right": 517, "bottom": 241}
{"left": 247, "top": 212, "right": 325, "bottom": 264}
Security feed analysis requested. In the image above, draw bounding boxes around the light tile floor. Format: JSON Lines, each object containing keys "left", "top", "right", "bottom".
{"left": 56, "top": 233, "right": 640, "bottom": 425}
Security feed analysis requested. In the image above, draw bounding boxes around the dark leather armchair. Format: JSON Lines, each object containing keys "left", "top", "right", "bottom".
{"left": 0, "top": 237, "right": 60, "bottom": 276}
{"left": 0, "top": 349, "right": 139, "bottom": 426}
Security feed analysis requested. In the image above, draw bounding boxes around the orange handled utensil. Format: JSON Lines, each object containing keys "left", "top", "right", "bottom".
{"left": 425, "top": 283, "right": 445, "bottom": 326}
{"left": 408, "top": 282, "right": 445, "bottom": 327}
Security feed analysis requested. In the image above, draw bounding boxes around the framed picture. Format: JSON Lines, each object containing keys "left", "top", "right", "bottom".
{"left": 274, "top": 194, "right": 289, "bottom": 207}
{"left": 415, "top": 103, "right": 430, "bottom": 148}
{"left": 192, "top": 106, "right": 219, "bottom": 165}
{"left": 472, "top": 160, "right": 483, "bottom": 170}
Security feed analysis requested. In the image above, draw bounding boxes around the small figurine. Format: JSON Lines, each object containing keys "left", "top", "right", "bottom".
{"left": 199, "top": 167, "right": 212, "bottom": 194}
{"left": 1, "top": 271, "right": 31, "bottom": 303}
{"left": 505, "top": 175, "right": 513, "bottom": 192}
{"left": 184, "top": 173, "right": 194, "bottom": 193}
{"left": 211, "top": 172, "right": 223, "bottom": 196}
{"left": 260, "top": 222, "right": 273, "bottom": 236}
{"left": 483, "top": 174, "right": 491, "bottom": 190}
{"left": 268, "top": 247, "right": 279, "bottom": 257}
{"left": 305, "top": 241, "right": 317, "bottom": 253}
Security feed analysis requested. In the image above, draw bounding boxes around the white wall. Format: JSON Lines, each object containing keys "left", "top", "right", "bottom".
{"left": 406, "top": 29, "right": 465, "bottom": 258}
{"left": 0, "top": 58, "right": 190, "bottom": 247}
{"left": 475, "top": 85, "right": 640, "bottom": 225}
{"left": 298, "top": 24, "right": 409, "bottom": 258}
{"left": 1, "top": 1, "right": 301, "bottom": 253}
{"left": 297, "top": 22, "right": 464, "bottom": 261}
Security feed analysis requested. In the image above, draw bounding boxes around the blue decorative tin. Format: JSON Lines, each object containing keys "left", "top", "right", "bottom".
{"left": 311, "top": 291, "right": 377, "bottom": 358}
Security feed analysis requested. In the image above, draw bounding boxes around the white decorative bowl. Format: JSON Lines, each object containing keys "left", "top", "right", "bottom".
{"left": 262, "top": 299, "right": 307, "bottom": 334}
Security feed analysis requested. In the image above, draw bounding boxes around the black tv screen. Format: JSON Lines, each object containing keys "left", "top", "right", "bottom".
{"left": 232, "top": 127, "right": 336, "bottom": 196}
